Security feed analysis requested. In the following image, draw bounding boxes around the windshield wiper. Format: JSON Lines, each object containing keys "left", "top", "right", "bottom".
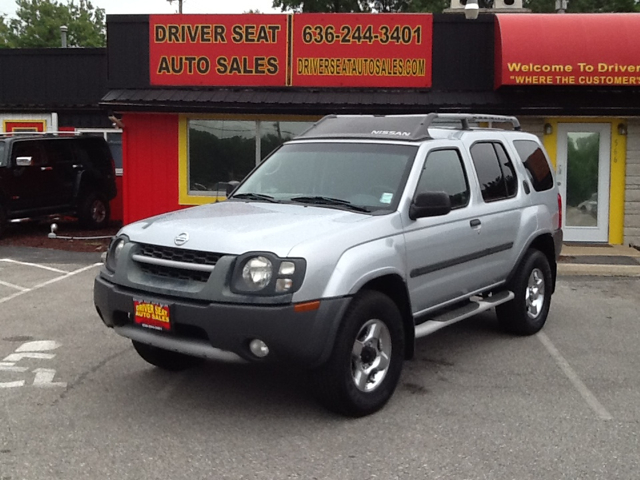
{"left": 231, "top": 193, "right": 279, "bottom": 203}
{"left": 289, "top": 196, "right": 371, "bottom": 213}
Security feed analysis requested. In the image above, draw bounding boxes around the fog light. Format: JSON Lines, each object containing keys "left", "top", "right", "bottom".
{"left": 275, "top": 278, "right": 293, "bottom": 293}
{"left": 249, "top": 339, "right": 269, "bottom": 358}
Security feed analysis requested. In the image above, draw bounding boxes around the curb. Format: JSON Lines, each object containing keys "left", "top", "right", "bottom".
{"left": 558, "top": 263, "right": 640, "bottom": 277}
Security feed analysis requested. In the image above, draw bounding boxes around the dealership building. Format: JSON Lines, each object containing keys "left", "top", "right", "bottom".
{"left": 2, "top": 11, "right": 640, "bottom": 247}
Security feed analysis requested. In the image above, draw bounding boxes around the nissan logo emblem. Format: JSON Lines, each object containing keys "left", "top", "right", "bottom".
{"left": 174, "top": 232, "right": 189, "bottom": 246}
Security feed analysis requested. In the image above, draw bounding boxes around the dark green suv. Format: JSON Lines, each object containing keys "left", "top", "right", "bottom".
{"left": 0, "top": 134, "right": 117, "bottom": 237}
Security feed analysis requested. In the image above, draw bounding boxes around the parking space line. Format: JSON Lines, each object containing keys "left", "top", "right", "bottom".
{"left": 0, "top": 258, "right": 67, "bottom": 274}
{"left": 0, "top": 280, "right": 29, "bottom": 292}
{"left": 0, "top": 263, "right": 102, "bottom": 305}
{"left": 537, "top": 331, "right": 613, "bottom": 421}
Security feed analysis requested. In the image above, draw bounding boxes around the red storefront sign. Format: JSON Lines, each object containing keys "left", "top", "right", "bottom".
{"left": 495, "top": 14, "right": 640, "bottom": 88}
{"left": 149, "top": 13, "right": 432, "bottom": 88}
{"left": 291, "top": 14, "right": 432, "bottom": 88}
{"left": 149, "top": 14, "right": 288, "bottom": 87}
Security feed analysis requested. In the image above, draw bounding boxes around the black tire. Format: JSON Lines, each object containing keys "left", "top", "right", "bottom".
{"left": 496, "top": 249, "right": 553, "bottom": 336}
{"left": 78, "top": 191, "right": 110, "bottom": 229}
{"left": 312, "top": 290, "right": 405, "bottom": 417}
{"left": 132, "top": 340, "right": 204, "bottom": 371}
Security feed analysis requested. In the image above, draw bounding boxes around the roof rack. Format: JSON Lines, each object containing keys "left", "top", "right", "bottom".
{"left": 422, "top": 113, "right": 521, "bottom": 132}
{"left": 296, "top": 113, "right": 521, "bottom": 142}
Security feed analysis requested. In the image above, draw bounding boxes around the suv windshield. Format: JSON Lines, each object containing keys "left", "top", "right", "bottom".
{"left": 232, "top": 142, "right": 417, "bottom": 213}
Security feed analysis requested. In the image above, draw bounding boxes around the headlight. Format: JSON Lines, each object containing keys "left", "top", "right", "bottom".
{"left": 105, "top": 236, "right": 128, "bottom": 273}
{"left": 241, "top": 256, "right": 273, "bottom": 291}
{"left": 231, "top": 253, "right": 306, "bottom": 296}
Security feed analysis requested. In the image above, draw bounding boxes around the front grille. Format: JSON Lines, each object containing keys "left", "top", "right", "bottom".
{"left": 139, "top": 244, "right": 222, "bottom": 266}
{"left": 134, "top": 243, "right": 223, "bottom": 283}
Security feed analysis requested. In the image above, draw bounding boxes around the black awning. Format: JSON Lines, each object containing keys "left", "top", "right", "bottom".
{"left": 100, "top": 87, "right": 640, "bottom": 117}
{"left": 100, "top": 88, "right": 502, "bottom": 115}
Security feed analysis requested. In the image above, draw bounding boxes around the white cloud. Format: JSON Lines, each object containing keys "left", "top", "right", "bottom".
{"left": 1, "top": 0, "right": 280, "bottom": 17}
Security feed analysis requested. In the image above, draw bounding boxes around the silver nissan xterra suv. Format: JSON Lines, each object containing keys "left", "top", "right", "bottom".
{"left": 94, "top": 113, "right": 562, "bottom": 417}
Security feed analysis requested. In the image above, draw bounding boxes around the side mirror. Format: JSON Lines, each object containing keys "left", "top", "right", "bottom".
{"left": 224, "top": 181, "right": 240, "bottom": 196}
{"left": 16, "top": 156, "right": 33, "bottom": 167}
{"left": 409, "top": 192, "right": 452, "bottom": 220}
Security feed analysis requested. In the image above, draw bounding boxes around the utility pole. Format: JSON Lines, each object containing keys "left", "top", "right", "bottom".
{"left": 167, "top": 0, "right": 183, "bottom": 13}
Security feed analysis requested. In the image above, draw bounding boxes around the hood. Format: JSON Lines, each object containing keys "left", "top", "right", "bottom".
{"left": 121, "top": 200, "right": 376, "bottom": 256}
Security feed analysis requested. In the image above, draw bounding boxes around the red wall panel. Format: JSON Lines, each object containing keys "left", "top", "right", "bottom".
{"left": 121, "top": 113, "right": 183, "bottom": 224}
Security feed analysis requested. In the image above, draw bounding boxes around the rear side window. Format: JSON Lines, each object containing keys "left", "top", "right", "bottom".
{"left": 470, "top": 142, "right": 518, "bottom": 202}
{"left": 44, "top": 140, "right": 74, "bottom": 166}
{"left": 76, "top": 138, "right": 112, "bottom": 174}
{"left": 415, "top": 149, "right": 470, "bottom": 209}
{"left": 0, "top": 143, "right": 5, "bottom": 167}
{"left": 513, "top": 140, "right": 554, "bottom": 192}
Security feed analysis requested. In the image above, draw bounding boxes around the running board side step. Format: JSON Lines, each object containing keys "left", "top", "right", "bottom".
{"left": 414, "top": 290, "right": 514, "bottom": 339}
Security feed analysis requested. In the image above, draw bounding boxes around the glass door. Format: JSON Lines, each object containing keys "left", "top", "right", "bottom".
{"left": 556, "top": 124, "right": 610, "bottom": 243}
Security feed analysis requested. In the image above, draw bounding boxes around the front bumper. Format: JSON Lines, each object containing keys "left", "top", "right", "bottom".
{"left": 94, "top": 275, "right": 350, "bottom": 368}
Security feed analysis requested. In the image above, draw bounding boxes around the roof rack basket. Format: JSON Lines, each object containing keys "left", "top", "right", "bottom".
{"left": 415, "top": 113, "right": 521, "bottom": 137}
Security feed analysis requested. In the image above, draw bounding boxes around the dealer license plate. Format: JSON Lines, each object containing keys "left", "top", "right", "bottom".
{"left": 133, "top": 299, "right": 171, "bottom": 331}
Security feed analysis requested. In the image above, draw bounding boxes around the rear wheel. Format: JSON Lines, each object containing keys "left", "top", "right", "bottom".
{"left": 496, "top": 249, "right": 553, "bottom": 335}
{"left": 132, "top": 340, "right": 204, "bottom": 371}
{"left": 78, "top": 191, "right": 110, "bottom": 229}
{"left": 312, "top": 291, "right": 405, "bottom": 417}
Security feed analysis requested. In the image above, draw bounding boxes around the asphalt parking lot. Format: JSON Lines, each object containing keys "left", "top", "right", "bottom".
{"left": 1, "top": 246, "right": 640, "bottom": 480}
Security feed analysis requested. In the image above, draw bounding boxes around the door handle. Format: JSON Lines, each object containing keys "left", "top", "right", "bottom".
{"left": 40, "top": 166, "right": 53, "bottom": 171}
{"left": 470, "top": 219, "right": 481, "bottom": 228}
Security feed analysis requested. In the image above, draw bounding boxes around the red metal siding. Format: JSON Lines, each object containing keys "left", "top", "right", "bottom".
{"left": 122, "top": 113, "right": 183, "bottom": 224}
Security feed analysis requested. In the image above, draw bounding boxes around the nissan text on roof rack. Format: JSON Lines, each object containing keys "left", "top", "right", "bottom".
{"left": 94, "top": 113, "right": 562, "bottom": 417}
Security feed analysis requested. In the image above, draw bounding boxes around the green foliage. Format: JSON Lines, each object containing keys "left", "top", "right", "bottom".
{"left": 274, "top": 0, "right": 639, "bottom": 12}
{"left": 0, "top": 15, "right": 11, "bottom": 47}
{"left": 407, "top": 0, "right": 448, "bottom": 12}
{"left": 0, "top": 0, "right": 105, "bottom": 48}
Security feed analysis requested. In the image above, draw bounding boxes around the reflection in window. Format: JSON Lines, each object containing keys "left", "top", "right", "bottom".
{"left": 188, "top": 119, "right": 315, "bottom": 196}
{"left": 188, "top": 120, "right": 255, "bottom": 195}
{"left": 567, "top": 132, "right": 599, "bottom": 227}
{"left": 513, "top": 140, "right": 553, "bottom": 192}
{"left": 470, "top": 142, "right": 510, "bottom": 202}
{"left": 416, "top": 149, "right": 469, "bottom": 209}
{"left": 260, "top": 122, "right": 313, "bottom": 160}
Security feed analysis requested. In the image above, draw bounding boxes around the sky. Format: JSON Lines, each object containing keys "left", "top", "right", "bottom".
{"left": 0, "top": 0, "right": 280, "bottom": 18}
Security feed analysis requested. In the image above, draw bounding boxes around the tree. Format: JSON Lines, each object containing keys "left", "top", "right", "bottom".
{"left": 0, "top": 15, "right": 11, "bottom": 47}
{"left": 274, "top": 0, "right": 638, "bottom": 13}
{"left": 525, "top": 0, "right": 638, "bottom": 12}
{"left": 0, "top": 0, "right": 105, "bottom": 48}
{"left": 272, "top": 0, "right": 369, "bottom": 12}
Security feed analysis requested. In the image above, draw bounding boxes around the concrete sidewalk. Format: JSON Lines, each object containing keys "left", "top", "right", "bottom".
{"left": 558, "top": 244, "right": 640, "bottom": 277}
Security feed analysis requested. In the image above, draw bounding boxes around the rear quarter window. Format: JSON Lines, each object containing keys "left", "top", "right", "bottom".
{"left": 513, "top": 140, "right": 554, "bottom": 192}
{"left": 0, "top": 143, "right": 5, "bottom": 167}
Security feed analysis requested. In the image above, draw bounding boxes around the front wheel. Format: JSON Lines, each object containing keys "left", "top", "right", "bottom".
{"left": 132, "top": 340, "right": 204, "bottom": 371}
{"left": 78, "top": 191, "right": 110, "bottom": 229}
{"left": 312, "top": 291, "right": 405, "bottom": 417}
{"left": 496, "top": 249, "right": 553, "bottom": 335}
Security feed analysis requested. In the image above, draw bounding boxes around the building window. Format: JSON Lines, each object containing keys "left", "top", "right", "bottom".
{"left": 183, "top": 117, "right": 317, "bottom": 202}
